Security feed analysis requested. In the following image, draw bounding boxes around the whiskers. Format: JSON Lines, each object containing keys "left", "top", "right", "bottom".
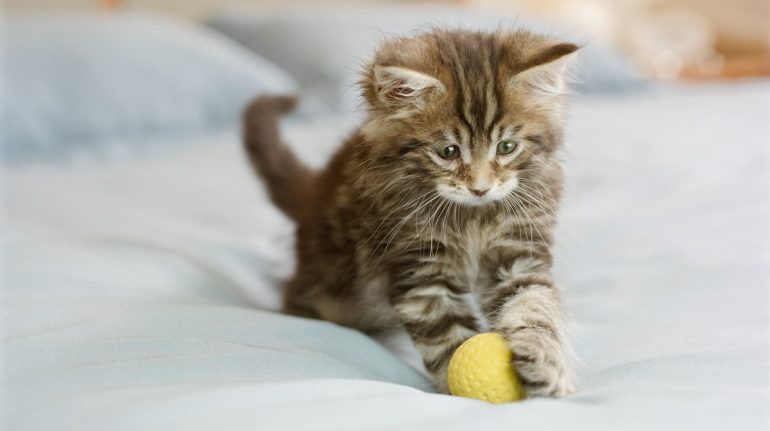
{"left": 358, "top": 188, "right": 437, "bottom": 267}
{"left": 499, "top": 172, "right": 586, "bottom": 276}
{"left": 358, "top": 182, "right": 464, "bottom": 271}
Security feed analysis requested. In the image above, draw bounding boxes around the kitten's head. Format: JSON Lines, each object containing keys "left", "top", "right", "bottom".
{"left": 360, "top": 30, "right": 577, "bottom": 207}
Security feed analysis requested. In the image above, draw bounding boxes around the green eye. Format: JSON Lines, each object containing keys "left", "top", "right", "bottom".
{"left": 497, "top": 140, "right": 518, "bottom": 155}
{"left": 437, "top": 145, "right": 460, "bottom": 160}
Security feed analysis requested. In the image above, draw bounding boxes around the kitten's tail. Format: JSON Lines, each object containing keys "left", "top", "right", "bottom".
{"left": 242, "top": 95, "right": 314, "bottom": 222}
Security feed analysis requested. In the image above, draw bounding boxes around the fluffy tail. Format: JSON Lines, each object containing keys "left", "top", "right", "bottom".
{"left": 242, "top": 96, "right": 314, "bottom": 222}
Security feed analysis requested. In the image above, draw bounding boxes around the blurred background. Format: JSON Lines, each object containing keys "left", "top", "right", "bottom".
{"left": 3, "top": 0, "right": 769, "bottom": 164}
{"left": 5, "top": 0, "right": 769, "bottom": 81}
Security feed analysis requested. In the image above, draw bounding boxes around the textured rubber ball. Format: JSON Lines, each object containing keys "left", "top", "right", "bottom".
{"left": 447, "top": 333, "right": 526, "bottom": 403}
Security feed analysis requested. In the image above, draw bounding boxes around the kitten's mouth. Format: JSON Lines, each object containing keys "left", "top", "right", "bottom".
{"left": 436, "top": 184, "right": 505, "bottom": 207}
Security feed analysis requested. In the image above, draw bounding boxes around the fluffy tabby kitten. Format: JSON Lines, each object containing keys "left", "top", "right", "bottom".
{"left": 243, "top": 29, "right": 578, "bottom": 397}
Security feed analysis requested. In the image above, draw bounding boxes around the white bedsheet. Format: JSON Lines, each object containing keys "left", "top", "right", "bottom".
{"left": 2, "top": 81, "right": 769, "bottom": 430}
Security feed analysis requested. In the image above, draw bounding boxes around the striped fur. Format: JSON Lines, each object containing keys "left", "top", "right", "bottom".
{"left": 243, "top": 29, "right": 578, "bottom": 396}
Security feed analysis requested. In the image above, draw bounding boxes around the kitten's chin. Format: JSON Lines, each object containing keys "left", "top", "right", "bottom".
{"left": 458, "top": 198, "right": 496, "bottom": 207}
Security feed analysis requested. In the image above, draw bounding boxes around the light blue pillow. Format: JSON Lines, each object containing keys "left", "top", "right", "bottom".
{"left": 1, "top": 12, "right": 297, "bottom": 164}
{"left": 207, "top": 5, "right": 644, "bottom": 115}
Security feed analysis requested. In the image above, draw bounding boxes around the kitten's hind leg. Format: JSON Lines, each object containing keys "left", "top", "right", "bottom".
{"left": 282, "top": 278, "right": 321, "bottom": 320}
{"left": 283, "top": 297, "right": 320, "bottom": 319}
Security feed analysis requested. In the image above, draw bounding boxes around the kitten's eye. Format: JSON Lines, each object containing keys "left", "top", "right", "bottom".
{"left": 436, "top": 145, "right": 460, "bottom": 160}
{"left": 496, "top": 140, "right": 518, "bottom": 155}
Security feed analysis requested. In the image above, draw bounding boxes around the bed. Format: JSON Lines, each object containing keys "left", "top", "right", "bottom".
{"left": 2, "top": 9, "right": 769, "bottom": 431}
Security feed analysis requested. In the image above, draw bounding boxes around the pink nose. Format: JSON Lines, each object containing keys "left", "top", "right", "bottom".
{"left": 470, "top": 188, "right": 489, "bottom": 197}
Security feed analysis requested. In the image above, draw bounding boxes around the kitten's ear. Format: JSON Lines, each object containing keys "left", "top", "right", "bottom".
{"left": 509, "top": 43, "right": 579, "bottom": 98}
{"left": 372, "top": 65, "right": 445, "bottom": 110}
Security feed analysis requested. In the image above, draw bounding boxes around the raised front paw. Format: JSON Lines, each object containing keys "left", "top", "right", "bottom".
{"left": 500, "top": 326, "right": 575, "bottom": 397}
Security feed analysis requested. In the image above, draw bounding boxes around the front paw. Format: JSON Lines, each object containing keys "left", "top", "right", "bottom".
{"left": 500, "top": 326, "right": 574, "bottom": 397}
{"left": 431, "top": 372, "right": 451, "bottom": 395}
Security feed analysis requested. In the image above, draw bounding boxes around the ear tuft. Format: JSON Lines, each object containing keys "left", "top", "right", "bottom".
{"left": 373, "top": 65, "right": 444, "bottom": 108}
{"left": 510, "top": 43, "right": 579, "bottom": 98}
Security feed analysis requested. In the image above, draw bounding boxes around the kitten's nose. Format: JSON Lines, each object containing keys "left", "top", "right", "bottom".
{"left": 470, "top": 188, "right": 489, "bottom": 197}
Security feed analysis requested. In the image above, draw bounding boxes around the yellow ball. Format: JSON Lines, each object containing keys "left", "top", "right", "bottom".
{"left": 447, "top": 333, "right": 526, "bottom": 403}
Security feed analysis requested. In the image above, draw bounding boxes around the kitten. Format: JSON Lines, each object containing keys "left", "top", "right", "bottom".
{"left": 243, "top": 29, "right": 577, "bottom": 397}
